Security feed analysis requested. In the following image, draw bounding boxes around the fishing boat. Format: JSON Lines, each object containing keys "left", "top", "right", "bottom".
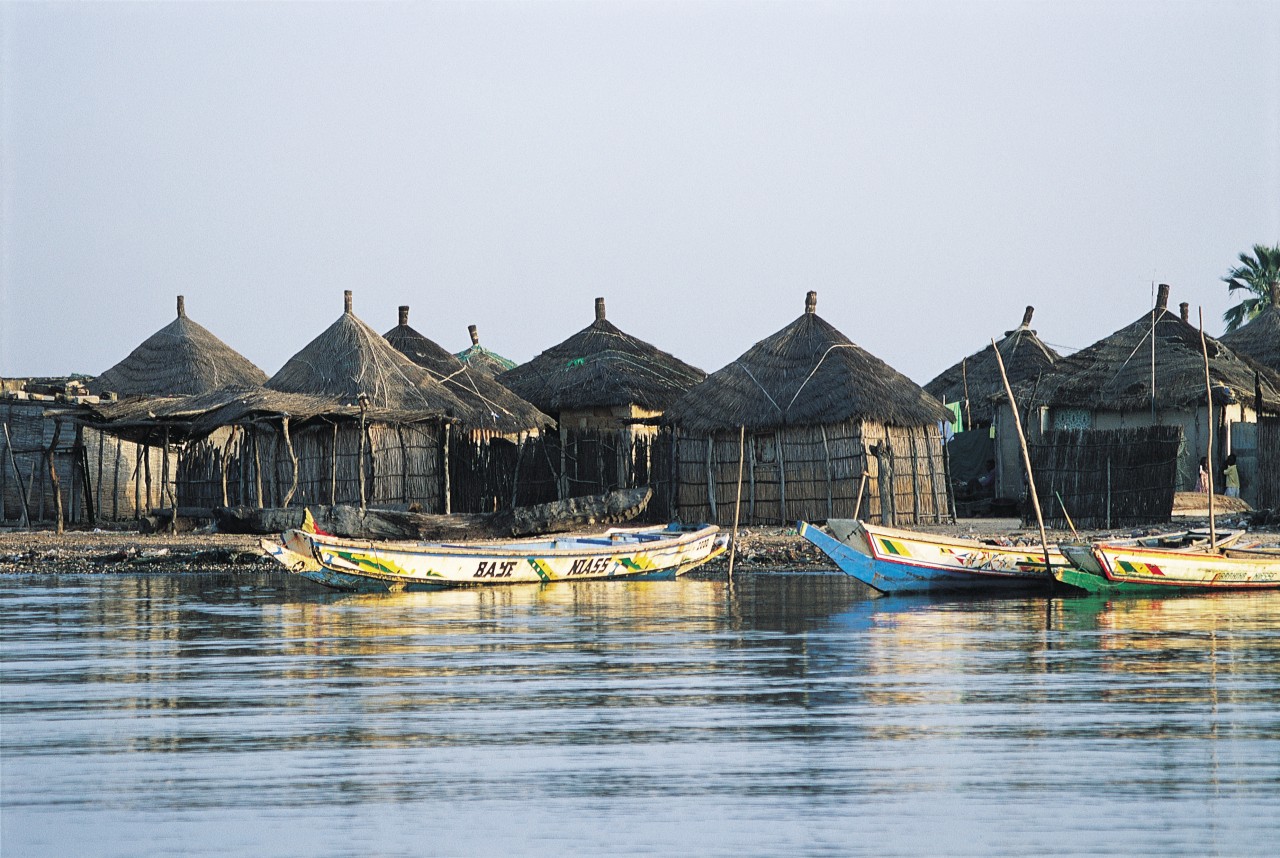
{"left": 262, "top": 519, "right": 727, "bottom": 592}
{"left": 1055, "top": 530, "right": 1280, "bottom": 593}
{"left": 798, "top": 519, "right": 1064, "bottom": 594}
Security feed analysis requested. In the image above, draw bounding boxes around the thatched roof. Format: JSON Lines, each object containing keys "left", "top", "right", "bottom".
{"left": 1220, "top": 283, "right": 1280, "bottom": 372}
{"left": 384, "top": 307, "right": 551, "bottom": 433}
{"left": 497, "top": 297, "right": 706, "bottom": 413}
{"left": 1022, "top": 285, "right": 1280, "bottom": 412}
{"left": 663, "top": 291, "right": 951, "bottom": 433}
{"left": 455, "top": 324, "right": 519, "bottom": 378}
{"left": 923, "top": 306, "right": 1060, "bottom": 425}
{"left": 267, "top": 292, "right": 473, "bottom": 420}
{"left": 88, "top": 296, "right": 267, "bottom": 397}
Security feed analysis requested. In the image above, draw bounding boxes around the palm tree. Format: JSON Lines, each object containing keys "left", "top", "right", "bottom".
{"left": 1222, "top": 243, "right": 1280, "bottom": 333}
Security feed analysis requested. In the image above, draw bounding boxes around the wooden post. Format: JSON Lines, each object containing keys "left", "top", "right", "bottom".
{"left": 162, "top": 427, "right": 176, "bottom": 534}
{"left": 330, "top": 421, "right": 338, "bottom": 505}
{"left": 441, "top": 424, "right": 451, "bottom": 515}
{"left": 852, "top": 470, "right": 869, "bottom": 520}
{"left": 220, "top": 427, "right": 235, "bottom": 508}
{"left": 281, "top": 416, "right": 300, "bottom": 508}
{"left": 142, "top": 441, "right": 152, "bottom": 517}
{"left": 705, "top": 436, "right": 716, "bottom": 522}
{"left": 775, "top": 433, "right": 786, "bottom": 526}
{"left": 133, "top": 442, "right": 142, "bottom": 520}
{"left": 991, "top": 339, "right": 1052, "bottom": 571}
{"left": 728, "top": 425, "right": 746, "bottom": 583}
{"left": 3, "top": 423, "right": 30, "bottom": 529}
{"left": 961, "top": 356, "right": 971, "bottom": 432}
{"left": 79, "top": 428, "right": 95, "bottom": 526}
{"left": 47, "top": 419, "right": 65, "bottom": 534}
{"left": 1199, "top": 309, "right": 1216, "bottom": 545}
{"left": 820, "top": 424, "right": 834, "bottom": 519}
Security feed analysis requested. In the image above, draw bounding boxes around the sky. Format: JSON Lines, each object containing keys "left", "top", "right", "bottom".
{"left": 2, "top": 1, "right": 1277, "bottom": 388}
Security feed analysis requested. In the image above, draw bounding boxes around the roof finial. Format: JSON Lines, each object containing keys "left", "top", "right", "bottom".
{"left": 595, "top": 297, "right": 606, "bottom": 322}
{"left": 1156, "top": 283, "right": 1170, "bottom": 311}
{"left": 468, "top": 324, "right": 480, "bottom": 346}
{"left": 805, "top": 291, "right": 817, "bottom": 314}
{"left": 1020, "top": 306, "right": 1034, "bottom": 328}
{"left": 176, "top": 295, "right": 186, "bottom": 319}
{"left": 344, "top": 290, "right": 353, "bottom": 315}
{"left": 1180, "top": 302, "right": 1190, "bottom": 323}
{"left": 398, "top": 305, "right": 409, "bottom": 326}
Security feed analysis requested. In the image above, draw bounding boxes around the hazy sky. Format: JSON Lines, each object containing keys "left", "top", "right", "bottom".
{"left": 2, "top": 1, "right": 1277, "bottom": 387}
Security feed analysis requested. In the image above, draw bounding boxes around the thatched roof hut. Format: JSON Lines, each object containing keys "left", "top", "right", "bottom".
{"left": 1220, "top": 282, "right": 1280, "bottom": 373}
{"left": 456, "top": 324, "right": 519, "bottom": 379}
{"left": 923, "top": 306, "right": 1060, "bottom": 427}
{"left": 267, "top": 291, "right": 472, "bottom": 420}
{"left": 998, "top": 284, "right": 1280, "bottom": 510}
{"left": 661, "top": 292, "right": 951, "bottom": 527}
{"left": 1021, "top": 286, "right": 1280, "bottom": 414}
{"left": 384, "top": 307, "right": 549, "bottom": 434}
{"left": 497, "top": 297, "right": 706, "bottom": 420}
{"left": 665, "top": 291, "right": 950, "bottom": 432}
{"left": 88, "top": 296, "right": 267, "bottom": 397}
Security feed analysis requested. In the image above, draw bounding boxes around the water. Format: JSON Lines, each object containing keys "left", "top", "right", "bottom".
{"left": 2, "top": 570, "right": 1279, "bottom": 857}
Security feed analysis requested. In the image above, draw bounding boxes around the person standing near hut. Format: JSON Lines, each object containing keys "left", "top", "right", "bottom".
{"left": 1196, "top": 457, "right": 1210, "bottom": 493}
{"left": 1223, "top": 454, "right": 1241, "bottom": 498}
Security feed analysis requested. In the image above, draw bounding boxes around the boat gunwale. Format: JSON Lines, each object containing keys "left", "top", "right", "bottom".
{"left": 286, "top": 523, "right": 722, "bottom": 560}
{"left": 849, "top": 519, "right": 1065, "bottom": 561}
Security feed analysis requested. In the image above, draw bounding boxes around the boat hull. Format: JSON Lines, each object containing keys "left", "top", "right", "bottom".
{"left": 798, "top": 520, "right": 1058, "bottom": 594}
{"left": 1056, "top": 541, "right": 1280, "bottom": 593}
{"left": 266, "top": 523, "right": 726, "bottom": 592}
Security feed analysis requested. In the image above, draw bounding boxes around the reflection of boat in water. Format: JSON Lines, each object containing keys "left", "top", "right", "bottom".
{"left": 262, "top": 520, "right": 727, "bottom": 592}
{"left": 798, "top": 519, "right": 1062, "bottom": 594}
{"left": 1056, "top": 530, "right": 1280, "bottom": 593}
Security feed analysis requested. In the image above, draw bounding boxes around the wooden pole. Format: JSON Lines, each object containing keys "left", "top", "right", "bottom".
{"left": 1199, "top": 309, "right": 1216, "bottom": 546}
{"left": 727, "top": 425, "right": 746, "bottom": 584}
{"left": 992, "top": 339, "right": 1052, "bottom": 571}
{"left": 852, "top": 470, "right": 869, "bottom": 520}
{"left": 281, "top": 416, "right": 300, "bottom": 508}
{"left": 47, "top": 419, "right": 65, "bottom": 534}
{"left": 3, "top": 423, "right": 31, "bottom": 529}
{"left": 961, "top": 357, "right": 972, "bottom": 431}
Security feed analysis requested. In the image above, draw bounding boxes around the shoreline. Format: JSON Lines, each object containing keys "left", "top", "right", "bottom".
{"left": 3, "top": 512, "right": 1275, "bottom": 577}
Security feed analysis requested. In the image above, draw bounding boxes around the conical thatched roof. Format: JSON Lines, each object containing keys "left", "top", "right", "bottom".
{"left": 923, "top": 306, "right": 1060, "bottom": 425}
{"left": 1220, "top": 283, "right": 1280, "bottom": 372}
{"left": 267, "top": 292, "right": 473, "bottom": 419}
{"left": 384, "top": 307, "right": 551, "bottom": 433}
{"left": 497, "top": 297, "right": 705, "bottom": 413}
{"left": 1023, "top": 285, "right": 1280, "bottom": 412}
{"left": 455, "top": 324, "right": 518, "bottom": 379}
{"left": 664, "top": 291, "right": 950, "bottom": 433}
{"left": 88, "top": 296, "right": 267, "bottom": 396}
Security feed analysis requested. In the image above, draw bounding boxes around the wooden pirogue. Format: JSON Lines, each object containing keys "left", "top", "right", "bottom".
{"left": 798, "top": 519, "right": 1065, "bottom": 594}
{"left": 1056, "top": 530, "right": 1280, "bottom": 593}
{"left": 263, "top": 514, "right": 727, "bottom": 592}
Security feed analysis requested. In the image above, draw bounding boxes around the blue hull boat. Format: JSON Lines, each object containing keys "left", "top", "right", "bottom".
{"left": 798, "top": 519, "right": 1059, "bottom": 595}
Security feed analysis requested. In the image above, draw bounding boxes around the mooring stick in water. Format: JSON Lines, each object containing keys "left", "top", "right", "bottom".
{"left": 728, "top": 425, "right": 745, "bottom": 583}
{"left": 1199, "top": 309, "right": 1216, "bottom": 547}
{"left": 992, "top": 339, "right": 1052, "bottom": 572}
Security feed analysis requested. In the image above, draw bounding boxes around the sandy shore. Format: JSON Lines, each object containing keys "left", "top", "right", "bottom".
{"left": 2, "top": 510, "right": 1275, "bottom": 576}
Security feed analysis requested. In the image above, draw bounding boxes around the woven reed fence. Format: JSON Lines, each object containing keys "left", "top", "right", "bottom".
{"left": 664, "top": 420, "right": 950, "bottom": 527}
{"left": 1027, "top": 426, "right": 1182, "bottom": 529}
{"left": 1257, "top": 416, "right": 1280, "bottom": 510}
{"left": 3, "top": 400, "right": 173, "bottom": 524}
{"left": 178, "top": 420, "right": 445, "bottom": 512}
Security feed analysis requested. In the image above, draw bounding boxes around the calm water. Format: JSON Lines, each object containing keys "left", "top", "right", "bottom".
{"left": 2, "top": 570, "right": 1279, "bottom": 857}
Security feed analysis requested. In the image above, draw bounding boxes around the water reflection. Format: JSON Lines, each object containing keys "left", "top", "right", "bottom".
{"left": 2, "top": 571, "right": 1278, "bottom": 857}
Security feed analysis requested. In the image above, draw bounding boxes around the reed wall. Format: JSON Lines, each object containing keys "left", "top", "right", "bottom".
{"left": 1257, "top": 416, "right": 1280, "bottom": 510}
{"left": 668, "top": 420, "right": 949, "bottom": 527}
{"left": 1027, "top": 426, "right": 1182, "bottom": 529}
